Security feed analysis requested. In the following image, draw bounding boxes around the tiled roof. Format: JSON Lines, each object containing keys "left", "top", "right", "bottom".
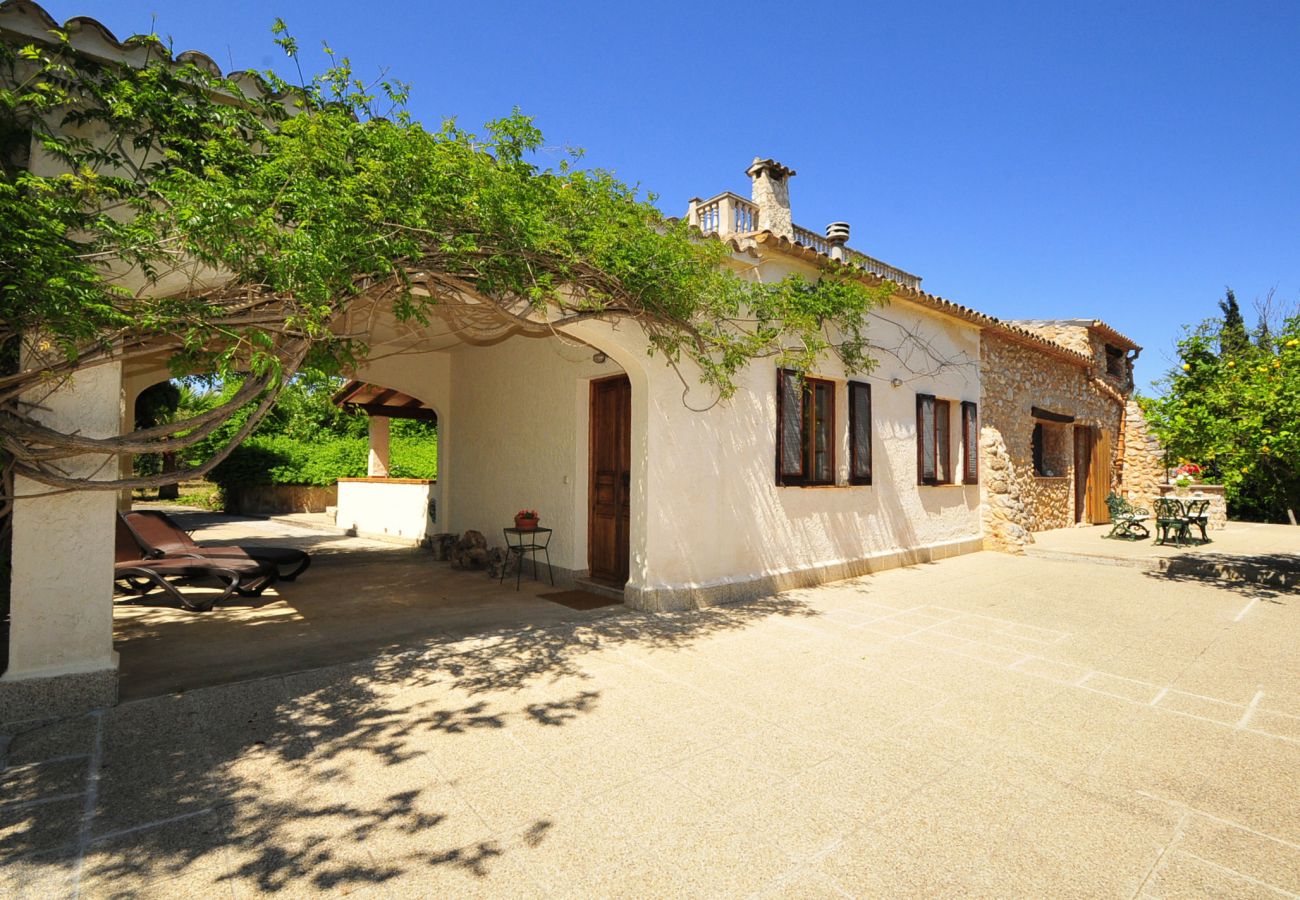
{"left": 0, "top": 0, "right": 278, "bottom": 96}
{"left": 736, "top": 231, "right": 1105, "bottom": 367}
{"left": 1008, "top": 318, "right": 1140, "bottom": 352}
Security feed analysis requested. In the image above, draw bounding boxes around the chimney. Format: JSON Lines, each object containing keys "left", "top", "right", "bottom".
{"left": 826, "top": 221, "right": 850, "bottom": 261}
{"left": 746, "top": 157, "right": 796, "bottom": 240}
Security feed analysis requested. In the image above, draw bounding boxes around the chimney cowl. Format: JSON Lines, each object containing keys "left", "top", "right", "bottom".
{"left": 745, "top": 157, "right": 797, "bottom": 181}
{"left": 825, "top": 222, "right": 850, "bottom": 244}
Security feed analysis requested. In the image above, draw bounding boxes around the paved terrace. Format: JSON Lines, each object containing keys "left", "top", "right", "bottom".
{"left": 2, "top": 525, "right": 1299, "bottom": 897}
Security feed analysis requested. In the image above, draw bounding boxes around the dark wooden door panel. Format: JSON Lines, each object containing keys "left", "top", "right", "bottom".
{"left": 589, "top": 375, "right": 631, "bottom": 584}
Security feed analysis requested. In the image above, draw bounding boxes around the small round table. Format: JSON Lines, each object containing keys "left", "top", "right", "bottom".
{"left": 501, "top": 527, "right": 554, "bottom": 589}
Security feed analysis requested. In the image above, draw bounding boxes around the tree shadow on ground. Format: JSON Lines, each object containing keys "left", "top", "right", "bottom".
{"left": 2, "top": 590, "right": 821, "bottom": 895}
{"left": 1146, "top": 551, "right": 1298, "bottom": 599}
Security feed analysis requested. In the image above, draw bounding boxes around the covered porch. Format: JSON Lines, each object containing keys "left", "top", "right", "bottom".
{"left": 4, "top": 308, "right": 650, "bottom": 721}
{"left": 112, "top": 511, "right": 626, "bottom": 701}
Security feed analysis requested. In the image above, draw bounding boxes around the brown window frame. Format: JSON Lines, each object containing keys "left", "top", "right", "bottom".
{"left": 916, "top": 394, "right": 953, "bottom": 485}
{"left": 848, "top": 381, "right": 872, "bottom": 486}
{"left": 961, "top": 401, "right": 978, "bottom": 485}
{"left": 1032, "top": 422, "right": 1047, "bottom": 476}
{"left": 776, "top": 369, "right": 836, "bottom": 487}
{"left": 1105, "top": 344, "right": 1125, "bottom": 378}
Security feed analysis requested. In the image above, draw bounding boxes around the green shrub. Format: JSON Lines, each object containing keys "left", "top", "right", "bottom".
{"left": 390, "top": 436, "right": 438, "bottom": 479}
{"left": 209, "top": 432, "right": 438, "bottom": 493}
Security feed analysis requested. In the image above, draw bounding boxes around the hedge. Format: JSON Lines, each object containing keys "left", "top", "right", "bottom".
{"left": 209, "top": 433, "right": 438, "bottom": 489}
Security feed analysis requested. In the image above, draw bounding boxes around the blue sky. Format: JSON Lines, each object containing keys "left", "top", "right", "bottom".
{"left": 37, "top": 0, "right": 1300, "bottom": 392}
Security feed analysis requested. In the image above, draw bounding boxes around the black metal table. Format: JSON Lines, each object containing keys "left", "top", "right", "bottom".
{"left": 501, "top": 527, "right": 554, "bottom": 589}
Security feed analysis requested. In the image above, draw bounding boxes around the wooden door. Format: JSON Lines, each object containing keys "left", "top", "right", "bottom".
{"left": 1075, "top": 426, "right": 1113, "bottom": 525}
{"left": 1088, "top": 428, "right": 1112, "bottom": 525}
{"left": 588, "top": 375, "right": 631, "bottom": 584}
{"left": 1073, "top": 426, "right": 1091, "bottom": 524}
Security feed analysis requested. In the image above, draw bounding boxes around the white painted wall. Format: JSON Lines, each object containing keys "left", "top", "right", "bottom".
{"left": 336, "top": 480, "right": 436, "bottom": 543}
{"left": 445, "top": 335, "right": 623, "bottom": 573}
{"left": 5, "top": 361, "right": 122, "bottom": 681}
{"left": 564, "top": 266, "right": 984, "bottom": 599}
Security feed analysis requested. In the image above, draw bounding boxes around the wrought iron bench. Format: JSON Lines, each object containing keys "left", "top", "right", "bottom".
{"left": 1105, "top": 494, "right": 1150, "bottom": 539}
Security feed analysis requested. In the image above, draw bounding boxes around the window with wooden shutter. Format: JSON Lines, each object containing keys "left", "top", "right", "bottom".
{"left": 917, "top": 394, "right": 936, "bottom": 484}
{"left": 777, "top": 369, "right": 804, "bottom": 480}
{"left": 777, "top": 369, "right": 835, "bottom": 486}
{"left": 849, "top": 382, "right": 872, "bottom": 485}
{"left": 917, "top": 394, "right": 953, "bottom": 485}
{"left": 934, "top": 399, "right": 951, "bottom": 483}
{"left": 961, "top": 401, "right": 979, "bottom": 484}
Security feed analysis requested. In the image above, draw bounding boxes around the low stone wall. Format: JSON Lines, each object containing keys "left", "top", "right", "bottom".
{"left": 225, "top": 483, "right": 336, "bottom": 515}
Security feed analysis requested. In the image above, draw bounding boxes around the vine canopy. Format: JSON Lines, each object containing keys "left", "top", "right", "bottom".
{"left": 0, "top": 20, "right": 892, "bottom": 492}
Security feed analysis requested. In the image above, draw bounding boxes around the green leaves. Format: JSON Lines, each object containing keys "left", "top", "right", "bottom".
{"left": 4, "top": 19, "right": 889, "bottom": 482}
{"left": 1144, "top": 308, "right": 1300, "bottom": 522}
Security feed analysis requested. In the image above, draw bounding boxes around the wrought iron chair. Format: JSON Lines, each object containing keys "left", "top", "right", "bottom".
{"left": 1183, "top": 498, "right": 1212, "bottom": 543}
{"left": 1154, "top": 498, "right": 1191, "bottom": 546}
{"left": 1104, "top": 493, "right": 1150, "bottom": 540}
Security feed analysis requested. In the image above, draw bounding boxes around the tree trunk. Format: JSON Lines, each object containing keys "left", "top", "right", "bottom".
{"left": 158, "top": 451, "right": 180, "bottom": 501}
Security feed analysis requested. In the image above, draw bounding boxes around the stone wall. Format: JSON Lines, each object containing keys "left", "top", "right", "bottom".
{"left": 1121, "top": 401, "right": 1166, "bottom": 512}
{"left": 1013, "top": 322, "right": 1134, "bottom": 395}
{"left": 980, "top": 333, "right": 1127, "bottom": 552}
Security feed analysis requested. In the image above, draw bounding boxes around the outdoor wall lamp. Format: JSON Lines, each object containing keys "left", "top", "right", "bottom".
{"left": 593, "top": 352, "right": 608, "bottom": 364}
{"left": 890, "top": 377, "right": 904, "bottom": 388}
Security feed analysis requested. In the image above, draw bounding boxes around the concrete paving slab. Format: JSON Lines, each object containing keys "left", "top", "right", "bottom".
{"left": 5, "top": 548, "right": 1300, "bottom": 895}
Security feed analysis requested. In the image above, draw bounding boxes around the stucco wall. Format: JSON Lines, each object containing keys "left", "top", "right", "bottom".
{"left": 5, "top": 360, "right": 122, "bottom": 717}
{"left": 568, "top": 283, "right": 985, "bottom": 607}
{"left": 336, "top": 479, "right": 436, "bottom": 544}
{"left": 445, "top": 334, "right": 621, "bottom": 574}
{"left": 980, "top": 333, "right": 1126, "bottom": 551}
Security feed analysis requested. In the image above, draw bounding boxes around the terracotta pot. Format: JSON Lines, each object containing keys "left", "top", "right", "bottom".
{"left": 515, "top": 516, "right": 539, "bottom": 530}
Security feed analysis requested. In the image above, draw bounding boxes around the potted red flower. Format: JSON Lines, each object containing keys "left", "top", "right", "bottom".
{"left": 514, "top": 509, "right": 540, "bottom": 530}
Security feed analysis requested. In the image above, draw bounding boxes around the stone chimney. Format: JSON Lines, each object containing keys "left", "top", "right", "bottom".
{"left": 746, "top": 157, "right": 796, "bottom": 240}
{"left": 826, "top": 221, "right": 850, "bottom": 261}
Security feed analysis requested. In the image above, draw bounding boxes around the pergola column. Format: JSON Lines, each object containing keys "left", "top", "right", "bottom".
{"left": 367, "top": 415, "right": 390, "bottom": 477}
{"left": 2, "top": 361, "right": 123, "bottom": 721}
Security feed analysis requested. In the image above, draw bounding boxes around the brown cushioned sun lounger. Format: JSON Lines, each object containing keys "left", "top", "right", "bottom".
{"left": 123, "top": 510, "right": 312, "bottom": 581}
{"left": 115, "top": 515, "right": 276, "bottom": 612}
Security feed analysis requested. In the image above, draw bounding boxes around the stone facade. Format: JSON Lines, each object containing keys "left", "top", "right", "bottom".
{"left": 1120, "top": 401, "right": 1166, "bottom": 512}
{"left": 980, "top": 333, "right": 1127, "bottom": 552}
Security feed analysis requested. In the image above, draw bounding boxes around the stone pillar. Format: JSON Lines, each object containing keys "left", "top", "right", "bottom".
{"left": 367, "top": 415, "right": 390, "bottom": 477}
{"left": 3, "top": 360, "right": 123, "bottom": 722}
{"left": 746, "top": 157, "right": 796, "bottom": 240}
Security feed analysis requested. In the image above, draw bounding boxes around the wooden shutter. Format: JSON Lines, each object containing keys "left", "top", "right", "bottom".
{"left": 917, "top": 394, "right": 936, "bottom": 484}
{"left": 849, "top": 382, "right": 872, "bottom": 485}
{"left": 935, "top": 399, "right": 951, "bottom": 483}
{"left": 777, "top": 369, "right": 804, "bottom": 482}
{"left": 961, "top": 401, "right": 979, "bottom": 484}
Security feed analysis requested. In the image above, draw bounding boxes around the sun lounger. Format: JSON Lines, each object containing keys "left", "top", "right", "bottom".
{"left": 123, "top": 510, "right": 312, "bottom": 581}
{"left": 115, "top": 515, "right": 276, "bottom": 612}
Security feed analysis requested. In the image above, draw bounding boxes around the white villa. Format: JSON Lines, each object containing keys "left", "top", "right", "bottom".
{"left": 0, "top": 0, "right": 1170, "bottom": 720}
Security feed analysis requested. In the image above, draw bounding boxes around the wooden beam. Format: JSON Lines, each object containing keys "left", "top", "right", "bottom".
{"left": 1031, "top": 406, "right": 1075, "bottom": 424}
{"left": 347, "top": 402, "right": 437, "bottom": 422}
